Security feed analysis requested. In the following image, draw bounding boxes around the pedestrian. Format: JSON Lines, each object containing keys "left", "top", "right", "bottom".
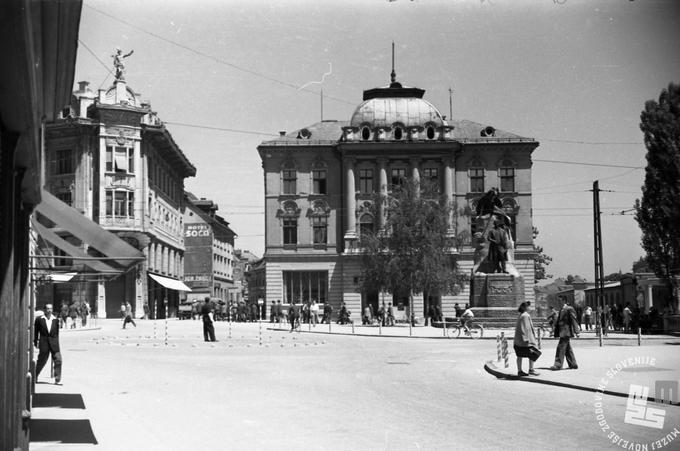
{"left": 34, "top": 303, "right": 62, "bottom": 384}
{"left": 59, "top": 301, "right": 68, "bottom": 329}
{"left": 322, "top": 301, "right": 333, "bottom": 324}
{"left": 378, "top": 302, "right": 386, "bottom": 326}
{"left": 270, "top": 302, "right": 277, "bottom": 323}
{"left": 514, "top": 301, "right": 540, "bottom": 377}
{"left": 288, "top": 302, "right": 299, "bottom": 332}
{"left": 143, "top": 303, "right": 149, "bottom": 320}
{"left": 68, "top": 301, "right": 79, "bottom": 329}
{"left": 81, "top": 301, "right": 90, "bottom": 327}
{"left": 363, "top": 305, "right": 372, "bottom": 325}
{"left": 584, "top": 305, "right": 592, "bottom": 331}
{"left": 550, "top": 298, "right": 580, "bottom": 371}
{"left": 387, "top": 302, "right": 395, "bottom": 326}
{"left": 310, "top": 300, "right": 319, "bottom": 326}
{"left": 122, "top": 301, "right": 136, "bottom": 328}
{"left": 276, "top": 300, "right": 283, "bottom": 324}
{"left": 201, "top": 297, "right": 216, "bottom": 342}
{"left": 426, "top": 303, "right": 435, "bottom": 326}
{"left": 120, "top": 302, "right": 126, "bottom": 319}
{"left": 623, "top": 303, "right": 632, "bottom": 333}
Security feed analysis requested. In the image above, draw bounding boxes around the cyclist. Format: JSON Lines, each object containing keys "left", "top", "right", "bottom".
{"left": 461, "top": 303, "right": 474, "bottom": 335}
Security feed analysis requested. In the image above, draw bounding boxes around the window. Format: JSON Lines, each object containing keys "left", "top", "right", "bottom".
{"left": 54, "top": 149, "right": 73, "bottom": 175}
{"left": 283, "top": 271, "right": 328, "bottom": 304}
{"left": 422, "top": 167, "right": 439, "bottom": 192}
{"left": 283, "top": 169, "right": 297, "bottom": 194}
{"left": 312, "top": 170, "right": 327, "bottom": 194}
{"left": 107, "top": 146, "right": 134, "bottom": 173}
{"left": 359, "top": 214, "right": 374, "bottom": 236}
{"left": 391, "top": 168, "right": 406, "bottom": 187}
{"left": 469, "top": 168, "right": 484, "bottom": 193}
{"left": 500, "top": 167, "right": 515, "bottom": 192}
{"left": 55, "top": 191, "right": 72, "bottom": 207}
{"left": 312, "top": 216, "right": 327, "bottom": 245}
{"left": 283, "top": 218, "right": 297, "bottom": 245}
{"left": 359, "top": 169, "right": 374, "bottom": 194}
{"left": 106, "top": 190, "right": 134, "bottom": 217}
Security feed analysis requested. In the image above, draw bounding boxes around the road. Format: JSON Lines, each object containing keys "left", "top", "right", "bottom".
{"left": 30, "top": 319, "right": 680, "bottom": 451}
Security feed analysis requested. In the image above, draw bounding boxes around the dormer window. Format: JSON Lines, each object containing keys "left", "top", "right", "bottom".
{"left": 426, "top": 126, "right": 436, "bottom": 140}
{"left": 361, "top": 126, "right": 371, "bottom": 141}
{"left": 394, "top": 126, "right": 403, "bottom": 141}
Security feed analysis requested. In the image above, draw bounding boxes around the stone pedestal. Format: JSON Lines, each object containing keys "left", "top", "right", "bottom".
{"left": 471, "top": 273, "right": 525, "bottom": 319}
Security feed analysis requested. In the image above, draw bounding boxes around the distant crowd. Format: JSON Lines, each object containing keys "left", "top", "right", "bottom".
{"left": 547, "top": 302, "right": 671, "bottom": 334}
{"left": 54, "top": 300, "right": 92, "bottom": 329}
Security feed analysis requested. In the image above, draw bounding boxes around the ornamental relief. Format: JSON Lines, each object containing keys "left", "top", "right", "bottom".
{"left": 105, "top": 174, "right": 135, "bottom": 190}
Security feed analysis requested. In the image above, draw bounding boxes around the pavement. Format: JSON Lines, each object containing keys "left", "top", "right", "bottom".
{"left": 28, "top": 319, "right": 680, "bottom": 451}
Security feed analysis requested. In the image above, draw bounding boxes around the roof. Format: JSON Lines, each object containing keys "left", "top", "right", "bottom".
{"left": 259, "top": 120, "right": 347, "bottom": 146}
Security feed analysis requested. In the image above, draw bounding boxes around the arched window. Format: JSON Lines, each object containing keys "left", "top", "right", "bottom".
{"left": 279, "top": 201, "right": 300, "bottom": 247}
{"left": 309, "top": 200, "right": 330, "bottom": 246}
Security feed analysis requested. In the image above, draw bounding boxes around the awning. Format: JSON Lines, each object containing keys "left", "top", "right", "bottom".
{"left": 48, "top": 272, "right": 77, "bottom": 282}
{"left": 148, "top": 273, "right": 192, "bottom": 292}
{"left": 33, "top": 190, "right": 145, "bottom": 272}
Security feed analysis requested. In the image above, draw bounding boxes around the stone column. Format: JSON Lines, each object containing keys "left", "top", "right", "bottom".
{"left": 97, "top": 281, "right": 107, "bottom": 318}
{"left": 410, "top": 158, "right": 420, "bottom": 197}
{"left": 378, "top": 158, "right": 388, "bottom": 230}
{"left": 443, "top": 158, "right": 454, "bottom": 234}
{"left": 344, "top": 158, "right": 357, "bottom": 239}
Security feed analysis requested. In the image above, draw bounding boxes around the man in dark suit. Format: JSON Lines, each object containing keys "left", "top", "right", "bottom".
{"left": 551, "top": 299, "right": 580, "bottom": 370}
{"left": 201, "top": 297, "right": 216, "bottom": 342}
{"left": 34, "top": 303, "right": 62, "bottom": 383}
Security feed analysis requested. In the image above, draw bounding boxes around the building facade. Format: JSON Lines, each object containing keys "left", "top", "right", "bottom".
{"left": 183, "top": 193, "right": 237, "bottom": 302}
{"left": 257, "top": 72, "right": 538, "bottom": 320}
{"left": 41, "top": 77, "right": 196, "bottom": 318}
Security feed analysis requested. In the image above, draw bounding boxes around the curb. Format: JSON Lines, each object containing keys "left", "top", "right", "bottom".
{"left": 265, "top": 327, "right": 502, "bottom": 340}
{"left": 483, "top": 360, "right": 679, "bottom": 406}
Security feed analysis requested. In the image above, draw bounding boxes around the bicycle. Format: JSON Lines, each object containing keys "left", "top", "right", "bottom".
{"left": 444, "top": 319, "right": 484, "bottom": 339}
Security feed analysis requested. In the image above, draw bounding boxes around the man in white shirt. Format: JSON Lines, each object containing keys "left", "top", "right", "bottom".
{"left": 34, "top": 303, "right": 62, "bottom": 383}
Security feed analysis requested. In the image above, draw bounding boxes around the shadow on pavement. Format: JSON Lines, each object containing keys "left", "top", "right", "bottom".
{"left": 33, "top": 393, "right": 86, "bottom": 409}
{"left": 30, "top": 419, "right": 98, "bottom": 444}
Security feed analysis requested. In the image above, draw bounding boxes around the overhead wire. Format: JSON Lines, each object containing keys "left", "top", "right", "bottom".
{"left": 84, "top": 4, "right": 356, "bottom": 107}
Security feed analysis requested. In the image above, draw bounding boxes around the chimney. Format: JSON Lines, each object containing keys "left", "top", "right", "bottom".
{"left": 78, "top": 81, "right": 90, "bottom": 92}
{"left": 279, "top": 131, "right": 286, "bottom": 137}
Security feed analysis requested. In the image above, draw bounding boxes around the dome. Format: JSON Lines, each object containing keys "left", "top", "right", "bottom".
{"left": 349, "top": 96, "right": 445, "bottom": 129}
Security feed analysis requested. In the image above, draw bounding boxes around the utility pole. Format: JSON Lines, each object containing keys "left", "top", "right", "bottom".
{"left": 448, "top": 87, "right": 453, "bottom": 121}
{"left": 592, "top": 180, "right": 604, "bottom": 347}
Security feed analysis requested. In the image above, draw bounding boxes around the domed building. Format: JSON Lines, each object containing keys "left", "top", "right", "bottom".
{"left": 257, "top": 70, "right": 539, "bottom": 319}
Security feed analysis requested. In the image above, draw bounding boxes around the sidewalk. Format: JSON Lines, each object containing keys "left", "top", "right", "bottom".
{"left": 484, "top": 340, "right": 680, "bottom": 405}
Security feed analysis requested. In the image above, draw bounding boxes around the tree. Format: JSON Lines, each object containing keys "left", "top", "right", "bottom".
{"left": 358, "top": 178, "right": 466, "bottom": 322}
{"left": 532, "top": 226, "right": 553, "bottom": 281}
{"left": 634, "top": 83, "right": 680, "bottom": 304}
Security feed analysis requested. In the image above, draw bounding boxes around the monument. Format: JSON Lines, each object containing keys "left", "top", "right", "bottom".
{"left": 470, "top": 188, "right": 525, "bottom": 319}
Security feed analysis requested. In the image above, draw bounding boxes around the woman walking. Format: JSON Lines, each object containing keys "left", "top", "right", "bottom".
{"left": 514, "top": 302, "right": 540, "bottom": 377}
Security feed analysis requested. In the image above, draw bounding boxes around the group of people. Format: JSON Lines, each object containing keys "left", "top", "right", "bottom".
{"left": 57, "top": 300, "right": 92, "bottom": 329}
{"left": 553, "top": 302, "right": 666, "bottom": 335}
{"left": 362, "top": 302, "right": 397, "bottom": 326}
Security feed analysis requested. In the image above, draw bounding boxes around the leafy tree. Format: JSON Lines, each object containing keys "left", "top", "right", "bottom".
{"left": 358, "top": 178, "right": 466, "bottom": 319}
{"left": 634, "top": 83, "right": 680, "bottom": 301}
{"left": 532, "top": 226, "right": 553, "bottom": 281}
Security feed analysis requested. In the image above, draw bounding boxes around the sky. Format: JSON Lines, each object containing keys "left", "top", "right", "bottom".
{"left": 73, "top": 0, "right": 680, "bottom": 282}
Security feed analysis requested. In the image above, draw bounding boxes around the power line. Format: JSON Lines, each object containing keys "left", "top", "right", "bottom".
{"left": 533, "top": 159, "right": 643, "bottom": 169}
{"left": 164, "top": 121, "right": 280, "bottom": 137}
{"left": 78, "top": 39, "right": 114, "bottom": 88}
{"left": 83, "top": 4, "right": 355, "bottom": 107}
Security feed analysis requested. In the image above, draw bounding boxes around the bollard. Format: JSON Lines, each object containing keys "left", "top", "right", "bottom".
{"left": 328, "top": 319, "right": 331, "bottom": 334}
{"left": 228, "top": 320, "right": 232, "bottom": 340}
{"left": 259, "top": 320, "right": 262, "bottom": 346}
{"left": 638, "top": 327, "right": 641, "bottom": 346}
{"left": 351, "top": 321, "right": 355, "bottom": 334}
{"left": 379, "top": 319, "right": 382, "bottom": 336}
{"left": 164, "top": 303, "right": 169, "bottom": 346}
{"left": 497, "top": 334, "right": 501, "bottom": 362}
{"left": 443, "top": 317, "right": 447, "bottom": 337}
{"left": 501, "top": 332, "right": 509, "bottom": 368}
{"left": 153, "top": 304, "right": 157, "bottom": 341}
{"left": 537, "top": 330, "right": 542, "bottom": 350}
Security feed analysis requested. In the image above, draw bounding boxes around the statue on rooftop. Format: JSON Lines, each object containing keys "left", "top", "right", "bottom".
{"left": 112, "top": 47, "right": 134, "bottom": 81}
